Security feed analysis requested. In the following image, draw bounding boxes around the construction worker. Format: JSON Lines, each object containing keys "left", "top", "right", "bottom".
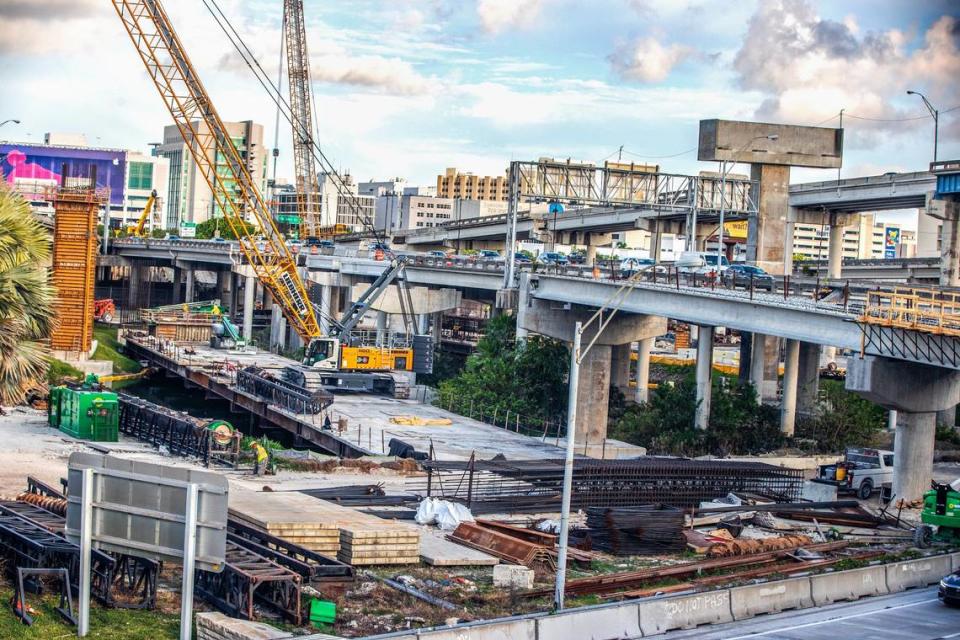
{"left": 249, "top": 440, "right": 269, "bottom": 476}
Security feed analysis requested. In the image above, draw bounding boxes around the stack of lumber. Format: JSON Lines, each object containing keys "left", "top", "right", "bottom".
{"left": 230, "top": 489, "right": 419, "bottom": 565}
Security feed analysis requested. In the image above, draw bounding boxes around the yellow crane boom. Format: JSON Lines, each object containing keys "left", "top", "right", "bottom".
{"left": 128, "top": 189, "right": 158, "bottom": 237}
{"left": 111, "top": 0, "right": 321, "bottom": 341}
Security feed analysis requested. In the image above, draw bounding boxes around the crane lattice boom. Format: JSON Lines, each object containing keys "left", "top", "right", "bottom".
{"left": 110, "top": 0, "right": 321, "bottom": 341}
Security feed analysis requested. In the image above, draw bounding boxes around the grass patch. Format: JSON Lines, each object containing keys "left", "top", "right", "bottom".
{"left": 0, "top": 587, "right": 179, "bottom": 639}
{"left": 93, "top": 325, "right": 142, "bottom": 379}
{"left": 46, "top": 359, "right": 84, "bottom": 386}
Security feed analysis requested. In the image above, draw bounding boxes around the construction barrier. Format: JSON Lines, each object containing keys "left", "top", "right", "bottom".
{"left": 729, "top": 576, "right": 813, "bottom": 620}
{"left": 885, "top": 555, "right": 953, "bottom": 592}
{"left": 536, "top": 602, "right": 640, "bottom": 640}
{"left": 810, "top": 565, "right": 888, "bottom": 605}
{"left": 952, "top": 551, "right": 960, "bottom": 571}
{"left": 418, "top": 618, "right": 536, "bottom": 640}
{"left": 636, "top": 590, "right": 733, "bottom": 636}
{"left": 196, "top": 612, "right": 293, "bottom": 640}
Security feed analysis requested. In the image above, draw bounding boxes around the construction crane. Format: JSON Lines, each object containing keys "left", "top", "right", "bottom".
{"left": 111, "top": 0, "right": 431, "bottom": 395}
{"left": 126, "top": 189, "right": 158, "bottom": 237}
{"left": 282, "top": 0, "right": 322, "bottom": 240}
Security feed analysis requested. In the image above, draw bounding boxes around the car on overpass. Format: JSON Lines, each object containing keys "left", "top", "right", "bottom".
{"left": 514, "top": 252, "right": 532, "bottom": 264}
{"left": 723, "top": 264, "right": 775, "bottom": 291}
{"left": 619, "top": 257, "right": 665, "bottom": 277}
{"left": 477, "top": 249, "right": 501, "bottom": 261}
{"left": 536, "top": 251, "right": 568, "bottom": 266}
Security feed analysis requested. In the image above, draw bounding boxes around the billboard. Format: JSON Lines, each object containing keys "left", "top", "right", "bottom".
{"left": 0, "top": 143, "right": 127, "bottom": 205}
{"left": 884, "top": 227, "right": 900, "bottom": 259}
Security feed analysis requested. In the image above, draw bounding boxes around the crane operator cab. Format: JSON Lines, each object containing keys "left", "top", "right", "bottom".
{"left": 304, "top": 337, "right": 340, "bottom": 370}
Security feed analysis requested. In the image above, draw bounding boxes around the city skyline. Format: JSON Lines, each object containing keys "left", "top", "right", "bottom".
{"left": 1, "top": 0, "right": 957, "bottom": 195}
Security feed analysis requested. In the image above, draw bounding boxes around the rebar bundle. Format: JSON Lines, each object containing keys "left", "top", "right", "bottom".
{"left": 414, "top": 457, "right": 803, "bottom": 513}
{"left": 585, "top": 505, "right": 686, "bottom": 555}
{"left": 236, "top": 366, "right": 333, "bottom": 414}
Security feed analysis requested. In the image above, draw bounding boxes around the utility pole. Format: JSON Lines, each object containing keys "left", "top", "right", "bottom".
{"left": 907, "top": 90, "right": 939, "bottom": 163}
{"left": 555, "top": 321, "right": 582, "bottom": 610}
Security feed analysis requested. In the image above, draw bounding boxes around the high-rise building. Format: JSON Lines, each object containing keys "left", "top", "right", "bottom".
{"left": 319, "top": 173, "right": 375, "bottom": 231}
{"left": 398, "top": 194, "right": 455, "bottom": 230}
{"left": 436, "top": 167, "right": 507, "bottom": 201}
{"left": 156, "top": 120, "right": 266, "bottom": 228}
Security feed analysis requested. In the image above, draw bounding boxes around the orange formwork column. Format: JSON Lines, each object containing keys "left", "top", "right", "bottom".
{"left": 48, "top": 184, "right": 106, "bottom": 355}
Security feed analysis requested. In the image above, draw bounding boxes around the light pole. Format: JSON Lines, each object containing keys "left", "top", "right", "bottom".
{"left": 716, "top": 134, "right": 778, "bottom": 270}
{"left": 907, "top": 90, "right": 939, "bottom": 163}
{"left": 0, "top": 119, "right": 20, "bottom": 129}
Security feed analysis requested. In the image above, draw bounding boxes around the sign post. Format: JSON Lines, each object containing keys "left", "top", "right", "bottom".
{"left": 78, "top": 468, "right": 93, "bottom": 637}
{"left": 179, "top": 483, "right": 199, "bottom": 640}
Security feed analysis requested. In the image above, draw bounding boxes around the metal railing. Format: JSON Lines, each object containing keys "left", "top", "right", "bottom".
{"left": 860, "top": 287, "right": 960, "bottom": 336}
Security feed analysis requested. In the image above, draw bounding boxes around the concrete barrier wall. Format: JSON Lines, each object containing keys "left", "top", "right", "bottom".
{"left": 419, "top": 618, "right": 536, "bottom": 640}
{"left": 952, "top": 552, "right": 960, "bottom": 571}
{"left": 535, "top": 602, "right": 640, "bottom": 640}
{"left": 637, "top": 590, "right": 733, "bottom": 636}
{"left": 810, "top": 565, "right": 888, "bottom": 605}
{"left": 885, "top": 555, "right": 953, "bottom": 592}
{"left": 730, "top": 576, "right": 813, "bottom": 620}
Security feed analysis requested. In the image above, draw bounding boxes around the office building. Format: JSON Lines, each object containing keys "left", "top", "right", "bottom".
{"left": 437, "top": 167, "right": 507, "bottom": 201}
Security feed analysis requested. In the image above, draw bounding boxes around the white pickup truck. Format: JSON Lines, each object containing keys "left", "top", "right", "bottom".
{"left": 814, "top": 448, "right": 894, "bottom": 500}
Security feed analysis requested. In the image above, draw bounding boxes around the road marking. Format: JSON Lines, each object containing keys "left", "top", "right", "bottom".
{"left": 723, "top": 598, "right": 941, "bottom": 639}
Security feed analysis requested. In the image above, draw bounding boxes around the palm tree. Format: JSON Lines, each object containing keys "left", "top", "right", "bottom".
{"left": 0, "top": 184, "right": 54, "bottom": 404}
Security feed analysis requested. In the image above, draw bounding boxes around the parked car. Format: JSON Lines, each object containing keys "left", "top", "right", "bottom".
{"left": 513, "top": 252, "right": 533, "bottom": 264}
{"left": 477, "top": 249, "right": 501, "bottom": 261}
{"left": 536, "top": 251, "right": 568, "bottom": 266}
{"left": 567, "top": 252, "right": 586, "bottom": 265}
{"left": 723, "top": 264, "right": 775, "bottom": 291}
{"left": 677, "top": 251, "right": 729, "bottom": 275}
{"left": 427, "top": 250, "right": 448, "bottom": 258}
{"left": 370, "top": 241, "right": 391, "bottom": 251}
{"left": 619, "top": 257, "right": 655, "bottom": 277}
{"left": 167, "top": 234, "right": 180, "bottom": 241}
{"left": 939, "top": 569, "right": 960, "bottom": 606}
{"left": 304, "top": 238, "right": 334, "bottom": 248}
{"left": 814, "top": 448, "right": 894, "bottom": 499}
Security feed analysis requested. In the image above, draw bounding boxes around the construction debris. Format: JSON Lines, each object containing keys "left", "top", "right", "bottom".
{"left": 706, "top": 534, "right": 813, "bottom": 557}
{"left": 584, "top": 505, "right": 686, "bottom": 555}
{"left": 448, "top": 522, "right": 557, "bottom": 573}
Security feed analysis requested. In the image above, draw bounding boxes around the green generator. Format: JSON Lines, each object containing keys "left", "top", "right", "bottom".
{"left": 54, "top": 386, "right": 119, "bottom": 442}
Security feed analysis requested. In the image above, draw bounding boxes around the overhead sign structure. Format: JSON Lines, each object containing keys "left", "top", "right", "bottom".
{"left": 179, "top": 221, "right": 197, "bottom": 238}
{"left": 698, "top": 119, "right": 843, "bottom": 169}
{"left": 66, "top": 452, "right": 228, "bottom": 639}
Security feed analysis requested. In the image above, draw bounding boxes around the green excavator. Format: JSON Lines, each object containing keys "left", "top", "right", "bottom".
{"left": 914, "top": 479, "right": 960, "bottom": 547}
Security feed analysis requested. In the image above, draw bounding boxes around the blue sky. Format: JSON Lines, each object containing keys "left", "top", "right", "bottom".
{"left": 0, "top": 0, "right": 957, "bottom": 193}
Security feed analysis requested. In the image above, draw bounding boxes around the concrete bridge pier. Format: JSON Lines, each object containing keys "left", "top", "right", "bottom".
{"left": 635, "top": 337, "right": 653, "bottom": 404}
{"left": 171, "top": 266, "right": 183, "bottom": 304}
{"left": 747, "top": 333, "right": 780, "bottom": 403}
{"left": 695, "top": 326, "right": 715, "bottom": 430}
{"left": 269, "top": 302, "right": 287, "bottom": 352}
{"left": 611, "top": 343, "right": 633, "bottom": 398}
{"left": 376, "top": 311, "right": 388, "bottom": 346}
{"left": 127, "top": 262, "right": 145, "bottom": 310}
{"left": 847, "top": 355, "right": 960, "bottom": 501}
{"left": 780, "top": 338, "right": 800, "bottom": 436}
{"left": 184, "top": 267, "right": 196, "bottom": 303}
{"left": 797, "top": 341, "right": 821, "bottom": 417}
{"left": 242, "top": 273, "right": 255, "bottom": 341}
{"left": 828, "top": 214, "right": 848, "bottom": 280}
{"left": 517, "top": 275, "right": 667, "bottom": 443}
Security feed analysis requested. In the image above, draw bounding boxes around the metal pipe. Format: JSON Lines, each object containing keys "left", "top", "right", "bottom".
{"left": 554, "top": 321, "right": 582, "bottom": 610}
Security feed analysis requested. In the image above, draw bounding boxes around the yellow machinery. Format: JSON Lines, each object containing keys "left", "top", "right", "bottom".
{"left": 111, "top": 1, "right": 431, "bottom": 394}
{"left": 126, "top": 189, "right": 158, "bottom": 237}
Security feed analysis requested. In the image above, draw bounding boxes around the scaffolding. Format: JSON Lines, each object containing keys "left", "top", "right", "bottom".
{"left": 48, "top": 177, "right": 109, "bottom": 355}
{"left": 860, "top": 287, "right": 960, "bottom": 336}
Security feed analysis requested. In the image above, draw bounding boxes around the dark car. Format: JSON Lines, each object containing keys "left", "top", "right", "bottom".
{"left": 537, "top": 251, "right": 568, "bottom": 266}
{"left": 567, "top": 252, "right": 586, "bottom": 265}
{"left": 513, "top": 252, "right": 532, "bottom": 264}
{"left": 723, "top": 264, "right": 775, "bottom": 291}
{"left": 940, "top": 570, "right": 960, "bottom": 606}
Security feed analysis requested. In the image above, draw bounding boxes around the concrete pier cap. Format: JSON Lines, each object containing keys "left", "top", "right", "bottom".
{"left": 846, "top": 355, "right": 960, "bottom": 501}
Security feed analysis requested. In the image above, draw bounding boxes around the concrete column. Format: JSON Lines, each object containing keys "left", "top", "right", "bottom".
{"left": 796, "top": 341, "right": 820, "bottom": 417}
{"left": 216, "top": 269, "right": 226, "bottom": 303}
{"left": 761, "top": 336, "right": 780, "bottom": 402}
{"left": 611, "top": 343, "right": 632, "bottom": 396}
{"left": 893, "top": 412, "right": 937, "bottom": 502}
{"left": 170, "top": 266, "right": 182, "bottom": 304}
{"left": 184, "top": 268, "right": 195, "bottom": 303}
{"left": 242, "top": 274, "right": 255, "bottom": 341}
{"left": 269, "top": 303, "right": 286, "bottom": 352}
{"left": 432, "top": 311, "right": 443, "bottom": 344}
{"left": 940, "top": 216, "right": 960, "bottom": 287}
{"left": 417, "top": 314, "right": 429, "bottom": 335}
{"left": 634, "top": 337, "right": 653, "bottom": 404}
{"left": 749, "top": 333, "right": 766, "bottom": 405}
{"left": 784, "top": 221, "right": 795, "bottom": 275}
{"left": 888, "top": 409, "right": 898, "bottom": 431}
{"left": 746, "top": 163, "right": 790, "bottom": 275}
{"left": 780, "top": 339, "right": 800, "bottom": 436}
{"left": 695, "top": 326, "right": 714, "bottom": 430}
{"left": 127, "top": 263, "right": 143, "bottom": 309}
{"left": 229, "top": 273, "right": 240, "bottom": 317}
{"left": 938, "top": 406, "right": 956, "bottom": 428}
{"left": 650, "top": 229, "right": 663, "bottom": 263}
{"left": 574, "top": 344, "right": 611, "bottom": 444}
{"left": 827, "top": 221, "right": 844, "bottom": 280}
{"left": 586, "top": 244, "right": 598, "bottom": 267}
{"left": 376, "top": 311, "right": 388, "bottom": 347}
{"left": 318, "top": 285, "right": 332, "bottom": 336}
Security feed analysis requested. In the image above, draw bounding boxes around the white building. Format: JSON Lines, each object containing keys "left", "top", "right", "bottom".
{"left": 398, "top": 194, "right": 455, "bottom": 230}
{"left": 359, "top": 178, "right": 406, "bottom": 198}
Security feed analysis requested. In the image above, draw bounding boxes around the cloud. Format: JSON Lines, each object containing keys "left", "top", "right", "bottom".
{"left": 0, "top": 0, "right": 96, "bottom": 19}
{"left": 311, "top": 55, "right": 435, "bottom": 95}
{"left": 732, "top": 1, "right": 960, "bottom": 144}
{"left": 608, "top": 36, "right": 695, "bottom": 83}
{"left": 476, "top": 0, "right": 544, "bottom": 34}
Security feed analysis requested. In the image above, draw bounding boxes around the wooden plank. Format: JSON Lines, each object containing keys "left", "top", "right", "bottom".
{"left": 419, "top": 531, "right": 499, "bottom": 567}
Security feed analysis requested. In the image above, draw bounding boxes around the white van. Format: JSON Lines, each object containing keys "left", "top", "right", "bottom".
{"left": 677, "top": 251, "right": 729, "bottom": 274}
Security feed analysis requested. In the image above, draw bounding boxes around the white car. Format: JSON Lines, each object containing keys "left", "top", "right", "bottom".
{"left": 677, "top": 251, "right": 729, "bottom": 275}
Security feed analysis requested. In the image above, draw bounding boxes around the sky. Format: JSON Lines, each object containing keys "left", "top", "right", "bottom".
{"left": 0, "top": 0, "right": 958, "bottom": 207}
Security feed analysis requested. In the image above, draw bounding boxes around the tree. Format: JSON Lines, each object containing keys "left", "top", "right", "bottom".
{"left": 194, "top": 217, "right": 256, "bottom": 240}
{"left": 0, "top": 186, "right": 55, "bottom": 404}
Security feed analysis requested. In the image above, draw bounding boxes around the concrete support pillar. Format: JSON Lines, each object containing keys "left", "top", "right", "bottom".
{"left": 938, "top": 406, "right": 956, "bottom": 428}
{"left": 780, "top": 339, "right": 800, "bottom": 436}
{"left": 796, "top": 341, "right": 820, "bottom": 417}
{"left": 376, "top": 311, "right": 388, "bottom": 347}
{"left": 242, "top": 274, "right": 255, "bottom": 341}
{"left": 893, "top": 412, "right": 937, "bottom": 503}
{"left": 318, "top": 285, "right": 332, "bottom": 336}
{"left": 184, "top": 268, "right": 195, "bottom": 303}
{"left": 940, "top": 216, "right": 960, "bottom": 287}
{"left": 695, "top": 326, "right": 715, "bottom": 430}
{"left": 432, "top": 311, "right": 443, "bottom": 345}
{"left": 749, "top": 333, "right": 766, "bottom": 405}
{"left": 574, "top": 344, "right": 611, "bottom": 444}
{"left": 611, "top": 343, "right": 632, "bottom": 397}
{"left": 586, "top": 244, "right": 598, "bottom": 267}
{"left": 216, "top": 270, "right": 226, "bottom": 303}
{"left": 229, "top": 273, "right": 240, "bottom": 317}
{"left": 170, "top": 267, "right": 182, "bottom": 304}
{"left": 761, "top": 336, "right": 781, "bottom": 402}
{"left": 650, "top": 229, "right": 663, "bottom": 263}
{"left": 128, "top": 263, "right": 143, "bottom": 309}
{"left": 827, "top": 222, "right": 844, "bottom": 280}
{"left": 269, "top": 303, "right": 286, "bottom": 352}
{"left": 888, "top": 409, "right": 898, "bottom": 431}
{"left": 746, "top": 164, "right": 790, "bottom": 275}
{"left": 417, "top": 314, "right": 429, "bottom": 335}
{"left": 634, "top": 337, "right": 653, "bottom": 404}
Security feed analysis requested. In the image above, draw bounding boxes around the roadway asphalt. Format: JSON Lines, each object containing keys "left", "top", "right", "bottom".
{"left": 644, "top": 586, "right": 959, "bottom": 640}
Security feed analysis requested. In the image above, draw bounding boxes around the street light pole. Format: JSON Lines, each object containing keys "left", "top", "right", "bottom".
{"left": 0, "top": 119, "right": 20, "bottom": 129}
{"left": 554, "top": 321, "right": 582, "bottom": 611}
{"left": 907, "top": 90, "right": 939, "bottom": 163}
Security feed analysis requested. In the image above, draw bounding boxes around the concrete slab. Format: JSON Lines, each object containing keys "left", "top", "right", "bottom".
{"left": 419, "top": 528, "right": 499, "bottom": 566}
